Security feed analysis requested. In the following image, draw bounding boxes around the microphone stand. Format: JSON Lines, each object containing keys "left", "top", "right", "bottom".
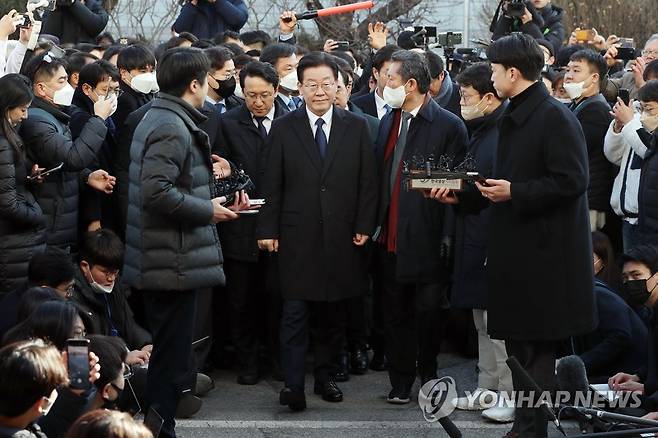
{"left": 568, "top": 427, "right": 658, "bottom": 437}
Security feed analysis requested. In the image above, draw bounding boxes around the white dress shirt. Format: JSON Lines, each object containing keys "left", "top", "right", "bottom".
{"left": 374, "top": 90, "right": 390, "bottom": 120}
{"left": 306, "top": 106, "right": 333, "bottom": 142}
{"left": 252, "top": 104, "right": 276, "bottom": 134}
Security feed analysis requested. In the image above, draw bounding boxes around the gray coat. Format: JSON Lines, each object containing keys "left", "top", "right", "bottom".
{"left": 20, "top": 98, "right": 107, "bottom": 249}
{"left": 123, "top": 94, "right": 225, "bottom": 291}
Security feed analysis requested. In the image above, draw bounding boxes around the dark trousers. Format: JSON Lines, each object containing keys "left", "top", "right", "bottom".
{"left": 280, "top": 299, "right": 347, "bottom": 392}
{"left": 345, "top": 295, "right": 368, "bottom": 351}
{"left": 193, "top": 288, "right": 213, "bottom": 371}
{"left": 505, "top": 339, "right": 558, "bottom": 438}
{"left": 378, "top": 249, "right": 448, "bottom": 390}
{"left": 224, "top": 256, "right": 278, "bottom": 375}
{"left": 142, "top": 289, "right": 197, "bottom": 438}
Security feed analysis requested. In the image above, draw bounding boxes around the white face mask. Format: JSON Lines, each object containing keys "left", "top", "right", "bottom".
{"left": 555, "top": 97, "right": 573, "bottom": 105}
{"left": 641, "top": 111, "right": 658, "bottom": 133}
{"left": 461, "top": 95, "right": 490, "bottom": 121}
{"left": 234, "top": 80, "right": 245, "bottom": 99}
{"left": 130, "top": 72, "right": 158, "bottom": 94}
{"left": 84, "top": 265, "right": 114, "bottom": 294}
{"left": 354, "top": 66, "right": 364, "bottom": 78}
{"left": 279, "top": 70, "right": 298, "bottom": 92}
{"left": 52, "top": 83, "right": 75, "bottom": 107}
{"left": 563, "top": 75, "right": 595, "bottom": 100}
{"left": 383, "top": 82, "right": 409, "bottom": 109}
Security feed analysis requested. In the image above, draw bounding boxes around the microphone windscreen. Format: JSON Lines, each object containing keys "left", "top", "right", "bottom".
{"left": 397, "top": 31, "right": 418, "bottom": 50}
{"left": 556, "top": 355, "right": 590, "bottom": 396}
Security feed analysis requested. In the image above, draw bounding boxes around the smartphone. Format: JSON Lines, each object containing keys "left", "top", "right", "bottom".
{"left": 144, "top": 407, "right": 164, "bottom": 438}
{"left": 575, "top": 29, "right": 596, "bottom": 42}
{"left": 619, "top": 89, "right": 630, "bottom": 106}
{"left": 619, "top": 38, "right": 635, "bottom": 48}
{"left": 27, "top": 162, "right": 63, "bottom": 181}
{"left": 466, "top": 172, "right": 488, "bottom": 184}
{"left": 335, "top": 41, "right": 350, "bottom": 51}
{"left": 615, "top": 47, "right": 637, "bottom": 60}
{"left": 66, "top": 339, "right": 90, "bottom": 390}
{"left": 249, "top": 198, "right": 266, "bottom": 206}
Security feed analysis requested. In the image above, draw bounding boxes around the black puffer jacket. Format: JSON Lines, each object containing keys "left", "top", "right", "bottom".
{"left": 492, "top": 3, "right": 566, "bottom": 54}
{"left": 0, "top": 135, "right": 46, "bottom": 296}
{"left": 123, "top": 94, "right": 225, "bottom": 291}
{"left": 20, "top": 98, "right": 107, "bottom": 250}
{"left": 638, "top": 133, "right": 658, "bottom": 243}
{"left": 40, "top": 0, "right": 108, "bottom": 45}
{"left": 71, "top": 265, "right": 151, "bottom": 349}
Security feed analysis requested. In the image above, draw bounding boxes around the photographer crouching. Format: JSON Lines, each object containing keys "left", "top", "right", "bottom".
{"left": 491, "top": 0, "right": 565, "bottom": 54}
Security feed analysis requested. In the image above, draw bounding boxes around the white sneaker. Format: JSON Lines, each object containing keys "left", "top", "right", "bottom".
{"left": 482, "top": 405, "right": 515, "bottom": 423}
{"left": 454, "top": 388, "right": 498, "bottom": 411}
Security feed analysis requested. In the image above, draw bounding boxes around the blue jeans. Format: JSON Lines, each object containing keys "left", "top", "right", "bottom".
{"left": 622, "top": 221, "right": 639, "bottom": 251}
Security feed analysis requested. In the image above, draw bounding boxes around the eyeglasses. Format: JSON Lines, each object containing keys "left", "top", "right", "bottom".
{"left": 302, "top": 81, "right": 336, "bottom": 93}
{"left": 245, "top": 91, "right": 274, "bottom": 101}
{"left": 122, "top": 363, "right": 133, "bottom": 380}
{"left": 642, "top": 49, "right": 658, "bottom": 57}
{"left": 210, "top": 71, "right": 236, "bottom": 82}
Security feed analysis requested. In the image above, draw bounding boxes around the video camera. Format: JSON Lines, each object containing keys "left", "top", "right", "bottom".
{"left": 504, "top": 0, "right": 528, "bottom": 19}
{"left": 18, "top": 0, "right": 55, "bottom": 28}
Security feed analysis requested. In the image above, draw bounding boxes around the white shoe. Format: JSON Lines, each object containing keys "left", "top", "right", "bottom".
{"left": 454, "top": 388, "right": 498, "bottom": 411}
{"left": 482, "top": 405, "right": 515, "bottom": 423}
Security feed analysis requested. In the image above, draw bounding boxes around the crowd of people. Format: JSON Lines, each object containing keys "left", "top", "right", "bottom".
{"left": 1, "top": 0, "right": 658, "bottom": 437}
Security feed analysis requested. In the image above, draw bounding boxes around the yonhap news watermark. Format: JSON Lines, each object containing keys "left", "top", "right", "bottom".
{"left": 418, "top": 377, "right": 643, "bottom": 422}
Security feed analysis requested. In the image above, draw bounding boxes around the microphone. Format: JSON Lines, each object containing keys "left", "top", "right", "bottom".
{"left": 506, "top": 356, "right": 567, "bottom": 437}
{"left": 556, "top": 355, "right": 590, "bottom": 399}
{"left": 575, "top": 407, "right": 658, "bottom": 427}
{"left": 282, "top": 1, "right": 375, "bottom": 21}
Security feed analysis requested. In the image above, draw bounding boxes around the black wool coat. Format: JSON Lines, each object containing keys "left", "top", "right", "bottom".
{"left": 216, "top": 101, "right": 287, "bottom": 262}
{"left": 479, "top": 83, "right": 596, "bottom": 341}
{"left": 256, "top": 105, "right": 378, "bottom": 302}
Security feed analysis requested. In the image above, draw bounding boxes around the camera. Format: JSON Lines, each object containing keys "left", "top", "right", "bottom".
{"left": 504, "top": 0, "right": 527, "bottom": 19}
{"left": 18, "top": 0, "right": 56, "bottom": 27}
{"left": 437, "top": 31, "right": 463, "bottom": 48}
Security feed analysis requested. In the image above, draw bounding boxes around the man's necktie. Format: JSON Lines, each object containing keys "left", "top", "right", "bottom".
{"left": 254, "top": 116, "right": 267, "bottom": 138}
{"left": 216, "top": 102, "right": 226, "bottom": 114}
{"left": 292, "top": 96, "right": 302, "bottom": 108}
{"left": 287, "top": 99, "right": 297, "bottom": 111}
{"left": 315, "top": 118, "right": 328, "bottom": 159}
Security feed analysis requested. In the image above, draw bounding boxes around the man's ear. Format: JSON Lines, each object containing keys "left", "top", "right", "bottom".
{"left": 372, "top": 67, "right": 379, "bottom": 82}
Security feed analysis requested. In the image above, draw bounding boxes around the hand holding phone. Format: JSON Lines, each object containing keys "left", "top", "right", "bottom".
{"left": 27, "top": 162, "right": 63, "bottom": 181}
{"left": 67, "top": 339, "right": 91, "bottom": 390}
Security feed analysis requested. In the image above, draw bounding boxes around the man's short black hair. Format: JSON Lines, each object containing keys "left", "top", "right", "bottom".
{"left": 88, "top": 335, "right": 127, "bottom": 391}
{"left": 645, "top": 60, "right": 658, "bottom": 82}
{"left": 390, "top": 50, "right": 431, "bottom": 94}
{"left": 233, "top": 53, "right": 255, "bottom": 70}
{"left": 639, "top": 80, "right": 658, "bottom": 103}
{"left": 297, "top": 51, "right": 339, "bottom": 83}
{"left": 117, "top": 44, "right": 156, "bottom": 72}
{"left": 239, "top": 60, "right": 279, "bottom": 89}
{"left": 424, "top": 51, "right": 444, "bottom": 79}
{"left": 204, "top": 46, "right": 234, "bottom": 71}
{"left": 259, "top": 43, "right": 295, "bottom": 69}
{"left": 157, "top": 47, "right": 211, "bottom": 98}
{"left": 332, "top": 51, "right": 356, "bottom": 70}
{"left": 23, "top": 52, "right": 67, "bottom": 83}
{"left": 332, "top": 56, "right": 354, "bottom": 80}
{"left": 240, "top": 30, "right": 272, "bottom": 48}
{"left": 622, "top": 244, "right": 658, "bottom": 274}
{"left": 487, "top": 33, "right": 544, "bottom": 81}
{"left": 28, "top": 248, "right": 75, "bottom": 287}
{"left": 373, "top": 44, "right": 401, "bottom": 72}
{"left": 569, "top": 49, "right": 607, "bottom": 86}
{"left": 0, "top": 340, "right": 68, "bottom": 418}
{"left": 79, "top": 229, "right": 124, "bottom": 271}
{"left": 556, "top": 44, "right": 587, "bottom": 68}
{"left": 102, "top": 45, "right": 123, "bottom": 62}
{"left": 65, "top": 52, "right": 98, "bottom": 80}
{"left": 457, "top": 62, "right": 498, "bottom": 97}
{"left": 78, "top": 60, "right": 120, "bottom": 89}
{"left": 536, "top": 39, "right": 555, "bottom": 58}
{"left": 191, "top": 39, "right": 214, "bottom": 49}
{"left": 221, "top": 42, "right": 245, "bottom": 57}
{"left": 96, "top": 31, "right": 116, "bottom": 46}
{"left": 215, "top": 30, "right": 240, "bottom": 45}
{"left": 295, "top": 45, "right": 310, "bottom": 57}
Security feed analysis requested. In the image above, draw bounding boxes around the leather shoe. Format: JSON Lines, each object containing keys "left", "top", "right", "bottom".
{"left": 502, "top": 432, "right": 520, "bottom": 438}
{"left": 237, "top": 374, "right": 259, "bottom": 385}
{"left": 194, "top": 373, "right": 214, "bottom": 397}
{"left": 314, "top": 380, "right": 343, "bottom": 402}
{"left": 175, "top": 393, "right": 202, "bottom": 418}
{"left": 369, "top": 351, "right": 388, "bottom": 371}
{"left": 279, "top": 388, "right": 306, "bottom": 412}
{"left": 335, "top": 351, "right": 350, "bottom": 382}
{"left": 350, "top": 348, "right": 368, "bottom": 375}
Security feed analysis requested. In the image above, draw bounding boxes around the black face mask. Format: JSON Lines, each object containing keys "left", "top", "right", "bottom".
{"left": 623, "top": 275, "right": 658, "bottom": 307}
{"left": 211, "top": 76, "right": 236, "bottom": 99}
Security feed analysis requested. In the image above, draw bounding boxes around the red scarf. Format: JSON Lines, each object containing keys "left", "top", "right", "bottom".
{"left": 378, "top": 109, "right": 403, "bottom": 253}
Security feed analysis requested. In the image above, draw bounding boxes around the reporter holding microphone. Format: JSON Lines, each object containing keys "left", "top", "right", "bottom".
{"left": 431, "top": 34, "right": 595, "bottom": 438}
